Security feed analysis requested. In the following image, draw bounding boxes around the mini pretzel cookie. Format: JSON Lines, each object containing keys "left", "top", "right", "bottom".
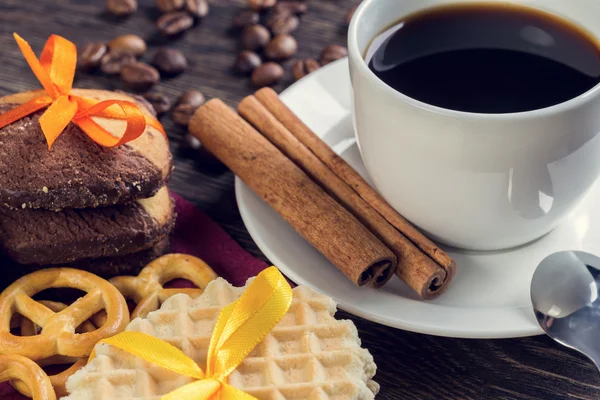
{"left": 13, "top": 301, "right": 96, "bottom": 398}
{"left": 0, "top": 354, "right": 56, "bottom": 400}
{"left": 12, "top": 355, "right": 85, "bottom": 399}
{"left": 19, "top": 301, "right": 97, "bottom": 336}
{"left": 0, "top": 268, "right": 129, "bottom": 361}
{"left": 110, "top": 254, "right": 218, "bottom": 319}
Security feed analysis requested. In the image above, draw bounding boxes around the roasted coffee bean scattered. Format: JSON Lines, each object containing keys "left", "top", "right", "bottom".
{"left": 266, "top": 11, "right": 299, "bottom": 35}
{"left": 156, "top": 0, "right": 184, "bottom": 13}
{"left": 264, "top": 34, "right": 297, "bottom": 60}
{"left": 251, "top": 62, "right": 284, "bottom": 87}
{"left": 157, "top": 11, "right": 194, "bottom": 36}
{"left": 241, "top": 25, "right": 271, "bottom": 51}
{"left": 152, "top": 47, "right": 188, "bottom": 75}
{"left": 185, "top": 0, "right": 209, "bottom": 18}
{"left": 248, "top": 0, "right": 277, "bottom": 12}
{"left": 120, "top": 62, "right": 161, "bottom": 91}
{"left": 345, "top": 5, "right": 358, "bottom": 26}
{"left": 100, "top": 51, "right": 136, "bottom": 75}
{"left": 234, "top": 51, "right": 262, "bottom": 75}
{"left": 184, "top": 134, "right": 222, "bottom": 165}
{"left": 108, "top": 34, "right": 147, "bottom": 56}
{"left": 178, "top": 90, "right": 206, "bottom": 107}
{"left": 233, "top": 0, "right": 311, "bottom": 87}
{"left": 274, "top": 1, "right": 307, "bottom": 15}
{"left": 78, "top": 42, "right": 108, "bottom": 71}
{"left": 142, "top": 92, "right": 172, "bottom": 115}
{"left": 320, "top": 45, "right": 348, "bottom": 65}
{"left": 106, "top": 0, "right": 137, "bottom": 16}
{"left": 172, "top": 90, "right": 206, "bottom": 126}
{"left": 185, "top": 134, "right": 202, "bottom": 150}
{"left": 292, "top": 58, "right": 320, "bottom": 81}
{"left": 232, "top": 10, "right": 260, "bottom": 30}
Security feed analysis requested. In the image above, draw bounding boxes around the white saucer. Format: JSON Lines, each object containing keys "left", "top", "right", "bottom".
{"left": 235, "top": 59, "right": 600, "bottom": 339}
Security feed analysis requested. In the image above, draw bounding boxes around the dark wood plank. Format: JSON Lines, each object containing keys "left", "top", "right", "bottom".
{"left": 0, "top": 1, "right": 599, "bottom": 399}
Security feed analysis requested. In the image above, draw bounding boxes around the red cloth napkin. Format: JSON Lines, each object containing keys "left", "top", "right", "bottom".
{"left": 0, "top": 192, "right": 269, "bottom": 399}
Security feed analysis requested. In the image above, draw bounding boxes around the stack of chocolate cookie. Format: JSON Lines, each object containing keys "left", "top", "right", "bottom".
{"left": 0, "top": 89, "right": 174, "bottom": 282}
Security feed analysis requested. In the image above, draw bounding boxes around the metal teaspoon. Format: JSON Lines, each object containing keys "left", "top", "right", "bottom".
{"left": 531, "top": 250, "right": 600, "bottom": 371}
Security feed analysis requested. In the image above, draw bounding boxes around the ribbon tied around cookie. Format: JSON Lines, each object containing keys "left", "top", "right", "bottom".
{"left": 0, "top": 33, "right": 165, "bottom": 149}
{"left": 91, "top": 266, "right": 293, "bottom": 400}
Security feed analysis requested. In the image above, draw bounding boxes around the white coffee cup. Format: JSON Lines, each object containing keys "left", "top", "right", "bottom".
{"left": 348, "top": 0, "right": 600, "bottom": 250}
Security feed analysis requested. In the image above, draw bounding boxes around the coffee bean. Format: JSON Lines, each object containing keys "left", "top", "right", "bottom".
{"left": 172, "top": 90, "right": 206, "bottom": 126}
{"left": 241, "top": 25, "right": 271, "bottom": 51}
{"left": 172, "top": 106, "right": 197, "bottom": 126}
{"left": 248, "top": 0, "right": 277, "bottom": 12}
{"left": 120, "top": 62, "right": 160, "bottom": 91}
{"left": 106, "top": 0, "right": 137, "bottom": 16}
{"left": 185, "top": 134, "right": 202, "bottom": 150}
{"left": 234, "top": 51, "right": 262, "bottom": 75}
{"left": 152, "top": 47, "right": 188, "bottom": 75}
{"left": 142, "top": 92, "right": 172, "bottom": 115}
{"left": 274, "top": 1, "right": 307, "bottom": 15}
{"left": 78, "top": 42, "right": 108, "bottom": 71}
{"left": 108, "top": 34, "right": 147, "bottom": 56}
{"left": 251, "top": 62, "right": 284, "bottom": 87}
{"left": 232, "top": 10, "right": 259, "bottom": 30}
{"left": 183, "top": 134, "right": 221, "bottom": 166}
{"left": 320, "top": 45, "right": 348, "bottom": 65}
{"left": 156, "top": 0, "right": 183, "bottom": 13}
{"left": 157, "top": 12, "right": 194, "bottom": 36}
{"left": 266, "top": 11, "right": 299, "bottom": 35}
{"left": 100, "top": 52, "right": 136, "bottom": 74}
{"left": 264, "top": 34, "right": 297, "bottom": 60}
{"left": 185, "top": 0, "right": 208, "bottom": 18}
{"left": 345, "top": 5, "right": 358, "bottom": 26}
{"left": 178, "top": 90, "right": 206, "bottom": 107}
{"left": 185, "top": 134, "right": 222, "bottom": 165}
{"left": 292, "top": 58, "right": 320, "bottom": 81}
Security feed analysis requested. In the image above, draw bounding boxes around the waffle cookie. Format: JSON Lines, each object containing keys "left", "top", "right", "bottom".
{"left": 0, "top": 89, "right": 172, "bottom": 210}
{"left": 0, "top": 187, "right": 174, "bottom": 265}
{"left": 64, "top": 277, "right": 378, "bottom": 399}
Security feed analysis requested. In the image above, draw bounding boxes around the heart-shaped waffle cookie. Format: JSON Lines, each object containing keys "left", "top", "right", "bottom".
{"left": 64, "top": 277, "right": 378, "bottom": 399}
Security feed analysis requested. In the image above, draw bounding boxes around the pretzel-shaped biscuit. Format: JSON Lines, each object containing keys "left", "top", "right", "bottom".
{"left": 12, "top": 356, "right": 85, "bottom": 399}
{"left": 12, "top": 301, "right": 96, "bottom": 398}
{"left": 19, "top": 300, "right": 96, "bottom": 336}
{"left": 110, "top": 254, "right": 218, "bottom": 319}
{"left": 0, "top": 354, "right": 56, "bottom": 400}
{"left": 0, "top": 268, "right": 129, "bottom": 361}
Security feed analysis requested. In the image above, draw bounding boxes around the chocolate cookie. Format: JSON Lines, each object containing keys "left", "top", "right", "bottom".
{"left": 0, "top": 239, "right": 170, "bottom": 291}
{"left": 53, "top": 237, "right": 170, "bottom": 277}
{"left": 0, "top": 89, "right": 173, "bottom": 210}
{"left": 0, "top": 187, "right": 175, "bottom": 265}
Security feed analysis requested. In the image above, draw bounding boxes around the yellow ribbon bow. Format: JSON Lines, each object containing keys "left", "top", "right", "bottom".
{"left": 91, "top": 266, "right": 293, "bottom": 400}
{"left": 0, "top": 33, "right": 165, "bottom": 149}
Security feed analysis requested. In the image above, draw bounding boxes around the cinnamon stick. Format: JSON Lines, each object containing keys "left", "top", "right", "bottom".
{"left": 189, "top": 99, "right": 397, "bottom": 288}
{"left": 254, "top": 87, "right": 456, "bottom": 280}
{"left": 239, "top": 95, "right": 449, "bottom": 298}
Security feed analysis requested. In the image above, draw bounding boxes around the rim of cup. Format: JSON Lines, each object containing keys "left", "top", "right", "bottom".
{"left": 347, "top": 0, "right": 600, "bottom": 121}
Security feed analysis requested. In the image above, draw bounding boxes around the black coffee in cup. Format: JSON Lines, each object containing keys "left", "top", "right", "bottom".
{"left": 366, "top": 3, "right": 600, "bottom": 114}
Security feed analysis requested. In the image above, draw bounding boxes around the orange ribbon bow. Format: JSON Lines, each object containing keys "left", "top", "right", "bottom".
{"left": 0, "top": 33, "right": 165, "bottom": 148}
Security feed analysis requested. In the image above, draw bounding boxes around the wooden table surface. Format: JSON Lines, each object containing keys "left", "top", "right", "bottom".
{"left": 1, "top": 1, "right": 599, "bottom": 399}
